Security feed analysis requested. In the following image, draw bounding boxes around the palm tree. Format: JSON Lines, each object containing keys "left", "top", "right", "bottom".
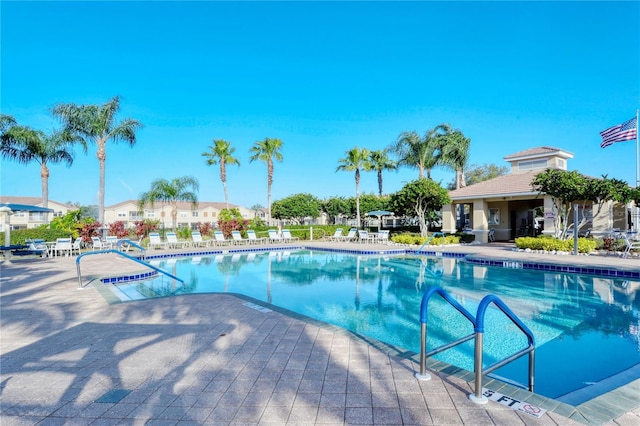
{"left": 202, "top": 139, "right": 240, "bottom": 210}
{"left": 391, "top": 124, "right": 450, "bottom": 179}
{"left": 336, "top": 147, "right": 372, "bottom": 228}
{"left": 369, "top": 149, "right": 397, "bottom": 196}
{"left": 0, "top": 114, "right": 16, "bottom": 133}
{"left": 138, "top": 176, "right": 199, "bottom": 231}
{"left": 52, "top": 96, "right": 142, "bottom": 228}
{"left": 441, "top": 129, "right": 471, "bottom": 189}
{"left": 1, "top": 125, "right": 82, "bottom": 216}
{"left": 249, "top": 137, "right": 283, "bottom": 225}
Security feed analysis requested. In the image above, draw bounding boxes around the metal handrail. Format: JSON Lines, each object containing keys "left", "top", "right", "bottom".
{"left": 116, "top": 239, "right": 146, "bottom": 256}
{"left": 75, "top": 249, "right": 184, "bottom": 289}
{"left": 469, "top": 294, "right": 536, "bottom": 404}
{"left": 415, "top": 286, "right": 476, "bottom": 380}
{"left": 417, "top": 232, "right": 445, "bottom": 252}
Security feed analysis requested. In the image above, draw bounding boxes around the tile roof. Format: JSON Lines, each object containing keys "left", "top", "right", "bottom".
{"left": 448, "top": 170, "right": 541, "bottom": 200}
{"left": 504, "top": 146, "right": 573, "bottom": 160}
{"left": 0, "top": 196, "right": 74, "bottom": 208}
{"left": 108, "top": 199, "right": 240, "bottom": 210}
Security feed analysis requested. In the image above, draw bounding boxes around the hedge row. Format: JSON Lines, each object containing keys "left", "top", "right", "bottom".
{"left": 515, "top": 236, "right": 597, "bottom": 254}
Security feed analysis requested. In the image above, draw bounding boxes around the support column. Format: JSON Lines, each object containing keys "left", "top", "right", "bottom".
{"left": 442, "top": 203, "right": 456, "bottom": 234}
{"left": 473, "top": 200, "right": 489, "bottom": 243}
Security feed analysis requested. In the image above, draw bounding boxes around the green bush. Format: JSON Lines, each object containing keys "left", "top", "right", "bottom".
{"left": 1, "top": 228, "right": 71, "bottom": 245}
{"left": 390, "top": 233, "right": 459, "bottom": 246}
{"left": 515, "top": 236, "right": 596, "bottom": 254}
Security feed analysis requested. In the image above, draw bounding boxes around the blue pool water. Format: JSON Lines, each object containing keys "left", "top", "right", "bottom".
{"left": 111, "top": 249, "right": 640, "bottom": 400}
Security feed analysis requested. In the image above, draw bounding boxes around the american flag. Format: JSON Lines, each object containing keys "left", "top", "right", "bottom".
{"left": 600, "top": 116, "right": 638, "bottom": 148}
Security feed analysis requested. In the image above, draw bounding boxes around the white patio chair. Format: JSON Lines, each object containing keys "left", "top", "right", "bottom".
{"left": 213, "top": 231, "right": 231, "bottom": 246}
{"left": 91, "top": 236, "right": 106, "bottom": 251}
{"left": 105, "top": 235, "right": 118, "bottom": 249}
{"left": 191, "top": 231, "right": 210, "bottom": 247}
{"left": 71, "top": 238, "right": 83, "bottom": 255}
{"left": 166, "top": 232, "right": 188, "bottom": 249}
{"left": 148, "top": 232, "right": 169, "bottom": 250}
{"left": 357, "top": 230, "right": 374, "bottom": 244}
{"left": 323, "top": 228, "right": 343, "bottom": 241}
{"left": 52, "top": 237, "right": 73, "bottom": 257}
{"left": 281, "top": 229, "right": 299, "bottom": 242}
{"left": 231, "top": 230, "right": 249, "bottom": 245}
{"left": 268, "top": 229, "right": 283, "bottom": 243}
{"left": 247, "top": 230, "right": 267, "bottom": 244}
{"left": 377, "top": 230, "right": 390, "bottom": 244}
{"left": 27, "top": 239, "right": 49, "bottom": 257}
{"left": 337, "top": 228, "right": 358, "bottom": 242}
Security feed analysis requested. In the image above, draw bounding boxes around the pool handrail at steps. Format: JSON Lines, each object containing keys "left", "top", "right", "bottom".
{"left": 415, "top": 286, "right": 536, "bottom": 405}
{"left": 75, "top": 249, "right": 185, "bottom": 290}
{"left": 416, "top": 232, "right": 445, "bottom": 252}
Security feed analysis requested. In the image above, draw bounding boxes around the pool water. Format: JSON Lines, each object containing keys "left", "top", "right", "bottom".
{"left": 112, "top": 249, "right": 640, "bottom": 400}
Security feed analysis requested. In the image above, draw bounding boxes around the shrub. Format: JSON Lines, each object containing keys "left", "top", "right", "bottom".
{"left": 390, "top": 233, "right": 459, "bottom": 246}
{"left": 515, "top": 236, "right": 596, "bottom": 254}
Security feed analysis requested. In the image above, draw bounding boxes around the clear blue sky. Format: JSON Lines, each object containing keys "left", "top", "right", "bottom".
{"left": 2, "top": 1, "right": 639, "bottom": 209}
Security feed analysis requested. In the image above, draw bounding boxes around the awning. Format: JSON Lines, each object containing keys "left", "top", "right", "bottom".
{"left": 0, "top": 203, "right": 54, "bottom": 213}
{"left": 366, "top": 210, "right": 393, "bottom": 217}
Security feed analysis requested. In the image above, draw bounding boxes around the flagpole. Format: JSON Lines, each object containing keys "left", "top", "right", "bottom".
{"left": 636, "top": 108, "right": 639, "bottom": 188}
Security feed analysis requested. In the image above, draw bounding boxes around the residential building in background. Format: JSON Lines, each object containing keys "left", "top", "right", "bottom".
{"left": 0, "top": 196, "right": 74, "bottom": 230}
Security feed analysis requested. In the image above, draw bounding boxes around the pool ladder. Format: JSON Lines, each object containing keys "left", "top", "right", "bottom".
{"left": 415, "top": 286, "right": 535, "bottom": 404}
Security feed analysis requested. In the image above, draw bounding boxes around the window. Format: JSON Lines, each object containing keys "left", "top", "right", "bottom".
{"left": 13, "top": 211, "right": 25, "bottom": 218}
{"left": 179, "top": 212, "right": 188, "bottom": 218}
{"left": 145, "top": 210, "right": 155, "bottom": 218}
{"left": 518, "top": 159, "right": 547, "bottom": 171}
{"left": 29, "top": 212, "right": 46, "bottom": 222}
{"left": 117, "top": 211, "right": 127, "bottom": 218}
{"left": 488, "top": 208, "right": 500, "bottom": 225}
{"left": 53, "top": 211, "right": 64, "bottom": 218}
{"left": 192, "top": 211, "right": 199, "bottom": 217}
{"left": 129, "top": 211, "right": 143, "bottom": 220}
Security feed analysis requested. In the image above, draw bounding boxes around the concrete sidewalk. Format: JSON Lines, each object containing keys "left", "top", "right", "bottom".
{"left": 1, "top": 242, "right": 638, "bottom": 425}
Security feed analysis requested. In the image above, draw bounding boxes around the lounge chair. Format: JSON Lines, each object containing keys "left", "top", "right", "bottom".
{"left": 71, "top": 238, "right": 83, "bottom": 255}
{"left": 213, "top": 230, "right": 231, "bottom": 246}
{"left": 281, "top": 229, "right": 299, "bottom": 242}
{"left": 377, "top": 230, "right": 390, "bottom": 244}
{"left": 91, "top": 236, "right": 106, "bottom": 251}
{"left": 324, "top": 228, "right": 343, "bottom": 241}
{"left": 247, "top": 230, "right": 267, "bottom": 244}
{"left": 622, "top": 232, "right": 640, "bottom": 258}
{"left": 27, "top": 239, "right": 49, "bottom": 257}
{"left": 488, "top": 228, "right": 496, "bottom": 242}
{"left": 52, "top": 237, "right": 73, "bottom": 257}
{"left": 166, "top": 232, "right": 188, "bottom": 249}
{"left": 337, "top": 228, "right": 357, "bottom": 242}
{"left": 231, "top": 230, "right": 249, "bottom": 245}
{"left": 357, "top": 230, "right": 374, "bottom": 244}
{"left": 191, "top": 231, "right": 210, "bottom": 247}
{"left": 268, "top": 229, "right": 283, "bottom": 243}
{"left": 105, "top": 235, "right": 118, "bottom": 249}
{"left": 148, "top": 232, "right": 169, "bottom": 250}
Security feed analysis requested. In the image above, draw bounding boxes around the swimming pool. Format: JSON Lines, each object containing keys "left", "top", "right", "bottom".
{"left": 109, "top": 249, "right": 640, "bottom": 402}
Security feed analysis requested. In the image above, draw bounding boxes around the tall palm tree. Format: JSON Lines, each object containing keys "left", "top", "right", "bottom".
{"left": 138, "top": 176, "right": 199, "bottom": 231}
{"left": 52, "top": 96, "right": 142, "bottom": 228}
{"left": 1, "top": 125, "right": 81, "bottom": 216}
{"left": 369, "top": 149, "right": 397, "bottom": 196}
{"left": 249, "top": 137, "right": 283, "bottom": 225}
{"left": 441, "top": 129, "right": 471, "bottom": 189}
{"left": 202, "top": 139, "right": 240, "bottom": 210}
{"left": 390, "top": 124, "right": 450, "bottom": 179}
{"left": 337, "top": 147, "right": 372, "bottom": 228}
{"left": 0, "top": 114, "right": 16, "bottom": 133}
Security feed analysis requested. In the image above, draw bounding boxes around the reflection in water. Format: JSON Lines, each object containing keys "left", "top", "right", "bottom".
{"left": 118, "top": 250, "right": 640, "bottom": 399}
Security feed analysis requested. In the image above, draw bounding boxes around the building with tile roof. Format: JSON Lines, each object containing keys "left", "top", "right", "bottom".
{"left": 442, "top": 147, "right": 631, "bottom": 243}
{"left": 0, "top": 196, "right": 75, "bottom": 230}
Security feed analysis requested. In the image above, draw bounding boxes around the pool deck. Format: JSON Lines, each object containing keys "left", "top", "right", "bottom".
{"left": 1, "top": 241, "right": 639, "bottom": 425}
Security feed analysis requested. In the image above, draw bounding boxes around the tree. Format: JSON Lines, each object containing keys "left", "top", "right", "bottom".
{"left": 531, "top": 169, "right": 634, "bottom": 239}
{"left": 465, "top": 163, "right": 509, "bottom": 186}
{"left": 1, "top": 124, "right": 81, "bottom": 215}
{"left": 217, "top": 208, "right": 249, "bottom": 238}
{"left": 389, "top": 179, "right": 451, "bottom": 237}
{"left": 271, "top": 193, "right": 322, "bottom": 224}
{"left": 440, "top": 128, "right": 471, "bottom": 189}
{"left": 369, "top": 149, "right": 397, "bottom": 196}
{"left": 53, "top": 96, "right": 143, "bottom": 229}
{"left": 202, "top": 139, "right": 240, "bottom": 210}
{"left": 0, "top": 114, "right": 16, "bottom": 133}
{"left": 249, "top": 137, "right": 283, "bottom": 225}
{"left": 323, "top": 196, "right": 351, "bottom": 224}
{"left": 390, "top": 124, "right": 449, "bottom": 179}
{"left": 138, "top": 176, "right": 199, "bottom": 231}
{"left": 336, "top": 147, "right": 372, "bottom": 228}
